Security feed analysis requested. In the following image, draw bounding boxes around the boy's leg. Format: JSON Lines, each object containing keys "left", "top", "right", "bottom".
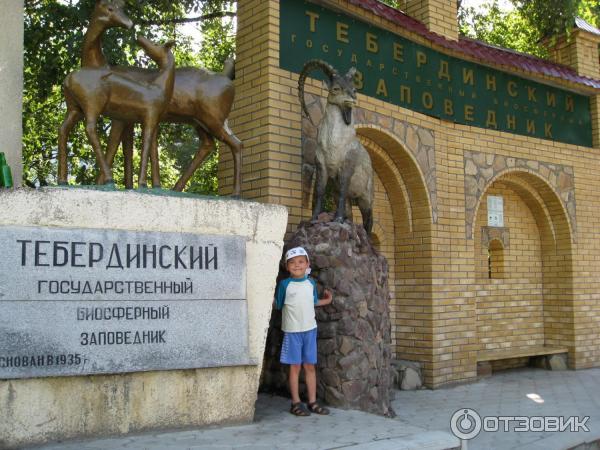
{"left": 304, "top": 363, "right": 330, "bottom": 415}
{"left": 289, "top": 364, "right": 302, "bottom": 404}
{"left": 303, "top": 363, "right": 317, "bottom": 404}
{"left": 301, "top": 328, "right": 329, "bottom": 414}
{"left": 280, "top": 332, "right": 303, "bottom": 405}
{"left": 302, "top": 328, "right": 318, "bottom": 404}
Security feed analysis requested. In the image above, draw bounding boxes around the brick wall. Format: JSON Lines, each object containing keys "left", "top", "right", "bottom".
{"left": 229, "top": 0, "right": 600, "bottom": 388}
{"left": 474, "top": 183, "right": 545, "bottom": 353}
{"left": 548, "top": 31, "right": 600, "bottom": 80}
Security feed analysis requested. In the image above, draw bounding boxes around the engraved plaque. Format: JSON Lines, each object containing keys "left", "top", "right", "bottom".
{"left": 0, "top": 226, "right": 250, "bottom": 379}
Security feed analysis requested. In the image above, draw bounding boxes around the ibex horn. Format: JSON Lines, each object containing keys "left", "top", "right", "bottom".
{"left": 297, "top": 59, "right": 338, "bottom": 126}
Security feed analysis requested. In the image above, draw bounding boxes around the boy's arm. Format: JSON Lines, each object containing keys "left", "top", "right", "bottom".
{"left": 274, "top": 280, "right": 287, "bottom": 310}
{"left": 316, "top": 289, "right": 333, "bottom": 307}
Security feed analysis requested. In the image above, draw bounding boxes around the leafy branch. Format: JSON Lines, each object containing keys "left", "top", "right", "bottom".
{"left": 138, "top": 10, "right": 235, "bottom": 26}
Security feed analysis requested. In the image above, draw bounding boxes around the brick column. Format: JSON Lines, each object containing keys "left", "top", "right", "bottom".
{"left": 404, "top": 0, "right": 458, "bottom": 41}
{"left": 223, "top": 0, "right": 304, "bottom": 233}
{"left": 546, "top": 30, "right": 600, "bottom": 79}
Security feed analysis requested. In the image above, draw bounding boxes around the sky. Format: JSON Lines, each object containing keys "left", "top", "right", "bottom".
{"left": 180, "top": 21, "right": 203, "bottom": 45}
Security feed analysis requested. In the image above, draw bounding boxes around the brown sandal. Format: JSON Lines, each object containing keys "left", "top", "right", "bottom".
{"left": 308, "top": 401, "right": 330, "bottom": 415}
{"left": 290, "top": 402, "right": 311, "bottom": 416}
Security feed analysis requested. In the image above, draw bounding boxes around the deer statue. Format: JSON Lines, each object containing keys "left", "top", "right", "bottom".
{"left": 57, "top": 0, "right": 132, "bottom": 185}
{"left": 96, "top": 60, "right": 242, "bottom": 194}
{"left": 298, "top": 59, "right": 374, "bottom": 234}
{"left": 81, "top": 0, "right": 133, "bottom": 68}
{"left": 59, "top": 0, "right": 243, "bottom": 194}
{"left": 60, "top": 36, "right": 176, "bottom": 188}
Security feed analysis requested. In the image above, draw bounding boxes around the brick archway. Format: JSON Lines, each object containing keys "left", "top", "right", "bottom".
{"left": 353, "top": 127, "right": 436, "bottom": 385}
{"left": 472, "top": 170, "right": 575, "bottom": 368}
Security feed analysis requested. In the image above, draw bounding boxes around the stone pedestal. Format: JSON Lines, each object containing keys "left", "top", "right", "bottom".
{"left": 262, "top": 215, "right": 394, "bottom": 416}
{"left": 0, "top": 187, "right": 287, "bottom": 449}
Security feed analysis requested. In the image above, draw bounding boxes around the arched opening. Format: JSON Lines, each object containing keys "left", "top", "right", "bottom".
{"left": 473, "top": 171, "right": 574, "bottom": 370}
{"left": 487, "top": 239, "right": 504, "bottom": 279}
{"left": 355, "top": 126, "right": 434, "bottom": 384}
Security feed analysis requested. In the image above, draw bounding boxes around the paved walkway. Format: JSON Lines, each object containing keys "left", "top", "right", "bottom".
{"left": 395, "top": 367, "right": 600, "bottom": 450}
{"left": 31, "top": 367, "right": 600, "bottom": 450}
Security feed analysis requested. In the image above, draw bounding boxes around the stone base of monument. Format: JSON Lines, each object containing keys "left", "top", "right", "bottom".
{"left": 262, "top": 214, "right": 394, "bottom": 416}
{"left": 0, "top": 187, "right": 287, "bottom": 449}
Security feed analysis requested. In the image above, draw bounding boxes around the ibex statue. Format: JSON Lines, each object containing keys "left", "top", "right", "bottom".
{"left": 298, "top": 60, "right": 374, "bottom": 234}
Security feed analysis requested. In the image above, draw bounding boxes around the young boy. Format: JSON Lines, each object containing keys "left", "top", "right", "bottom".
{"left": 275, "top": 246, "right": 333, "bottom": 416}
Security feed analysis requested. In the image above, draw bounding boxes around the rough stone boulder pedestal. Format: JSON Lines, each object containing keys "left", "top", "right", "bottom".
{"left": 262, "top": 214, "right": 394, "bottom": 416}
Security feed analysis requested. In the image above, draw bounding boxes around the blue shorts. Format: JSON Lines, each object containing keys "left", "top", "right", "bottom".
{"left": 280, "top": 328, "right": 317, "bottom": 365}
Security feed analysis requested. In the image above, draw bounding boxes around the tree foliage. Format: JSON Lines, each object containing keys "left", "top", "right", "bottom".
{"left": 459, "top": 0, "right": 599, "bottom": 57}
{"left": 23, "top": 0, "right": 235, "bottom": 193}
{"left": 366, "top": 0, "right": 597, "bottom": 59}
{"left": 458, "top": 1, "right": 545, "bottom": 57}
{"left": 512, "top": 0, "right": 599, "bottom": 36}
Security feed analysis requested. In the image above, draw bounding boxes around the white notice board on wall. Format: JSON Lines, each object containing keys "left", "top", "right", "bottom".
{"left": 487, "top": 196, "right": 504, "bottom": 227}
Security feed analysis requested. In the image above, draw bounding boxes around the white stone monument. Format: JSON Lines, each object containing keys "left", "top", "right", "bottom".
{"left": 0, "top": 189, "right": 287, "bottom": 448}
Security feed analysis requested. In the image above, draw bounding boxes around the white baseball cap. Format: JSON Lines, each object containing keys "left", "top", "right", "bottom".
{"left": 285, "top": 246, "right": 309, "bottom": 262}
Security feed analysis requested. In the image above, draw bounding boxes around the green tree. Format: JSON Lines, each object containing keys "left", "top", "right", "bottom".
{"left": 458, "top": 1, "right": 545, "bottom": 57}
{"left": 23, "top": 0, "right": 235, "bottom": 193}
{"left": 376, "top": 0, "right": 598, "bottom": 58}
{"left": 512, "top": 0, "right": 599, "bottom": 36}
{"left": 459, "top": 0, "right": 599, "bottom": 57}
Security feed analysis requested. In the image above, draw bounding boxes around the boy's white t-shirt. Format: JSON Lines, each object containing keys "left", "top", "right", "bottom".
{"left": 275, "top": 277, "right": 318, "bottom": 332}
